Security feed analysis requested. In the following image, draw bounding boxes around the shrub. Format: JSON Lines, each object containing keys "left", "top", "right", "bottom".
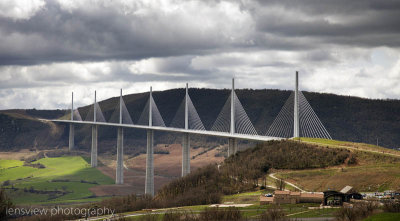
{"left": 383, "top": 200, "right": 400, "bottom": 212}
{"left": 162, "top": 210, "right": 199, "bottom": 221}
{"left": 154, "top": 150, "right": 170, "bottom": 154}
{"left": 347, "top": 154, "right": 358, "bottom": 165}
{"left": 24, "top": 152, "right": 45, "bottom": 163}
{"left": 2, "top": 180, "right": 10, "bottom": 187}
{"left": 200, "top": 207, "right": 242, "bottom": 221}
{"left": 0, "top": 188, "right": 14, "bottom": 220}
{"left": 335, "top": 202, "right": 377, "bottom": 221}
{"left": 260, "top": 206, "right": 287, "bottom": 221}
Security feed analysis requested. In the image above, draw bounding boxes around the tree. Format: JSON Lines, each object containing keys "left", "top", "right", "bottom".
{"left": 0, "top": 188, "right": 14, "bottom": 220}
{"left": 275, "top": 179, "right": 285, "bottom": 191}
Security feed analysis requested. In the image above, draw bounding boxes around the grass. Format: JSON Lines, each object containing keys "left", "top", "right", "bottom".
{"left": 0, "top": 159, "right": 24, "bottom": 169}
{"left": 276, "top": 161, "right": 400, "bottom": 192}
{"left": 272, "top": 139, "right": 400, "bottom": 192}
{"left": 222, "top": 190, "right": 273, "bottom": 204}
{"left": 0, "top": 156, "right": 114, "bottom": 205}
{"left": 299, "top": 137, "right": 400, "bottom": 157}
{"left": 289, "top": 208, "right": 338, "bottom": 218}
{"left": 110, "top": 190, "right": 333, "bottom": 220}
{"left": 363, "top": 212, "right": 400, "bottom": 221}
{"left": 122, "top": 203, "right": 337, "bottom": 220}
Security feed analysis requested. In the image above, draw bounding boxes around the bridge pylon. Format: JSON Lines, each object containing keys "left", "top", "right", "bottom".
{"left": 145, "top": 87, "right": 155, "bottom": 196}
{"left": 294, "top": 71, "right": 300, "bottom": 138}
{"left": 91, "top": 90, "right": 98, "bottom": 168}
{"left": 228, "top": 78, "right": 238, "bottom": 156}
{"left": 116, "top": 89, "right": 124, "bottom": 184}
{"left": 69, "top": 92, "right": 74, "bottom": 151}
{"left": 182, "top": 83, "right": 190, "bottom": 177}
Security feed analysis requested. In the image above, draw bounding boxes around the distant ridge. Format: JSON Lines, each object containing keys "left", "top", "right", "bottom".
{"left": 1, "top": 88, "right": 400, "bottom": 151}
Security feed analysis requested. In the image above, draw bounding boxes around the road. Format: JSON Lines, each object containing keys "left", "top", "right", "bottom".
{"left": 269, "top": 173, "right": 306, "bottom": 192}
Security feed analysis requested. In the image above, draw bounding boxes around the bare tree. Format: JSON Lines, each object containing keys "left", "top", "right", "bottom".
{"left": 275, "top": 179, "right": 285, "bottom": 191}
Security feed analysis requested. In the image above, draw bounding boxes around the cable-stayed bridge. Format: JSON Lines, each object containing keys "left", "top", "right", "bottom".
{"left": 52, "top": 72, "right": 331, "bottom": 196}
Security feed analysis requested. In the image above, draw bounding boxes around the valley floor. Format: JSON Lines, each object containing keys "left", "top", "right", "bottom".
{"left": 0, "top": 143, "right": 224, "bottom": 205}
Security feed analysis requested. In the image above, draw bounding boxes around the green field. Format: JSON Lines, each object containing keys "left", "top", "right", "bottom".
{"left": 125, "top": 202, "right": 337, "bottom": 220}
{"left": 123, "top": 190, "right": 337, "bottom": 220}
{"left": 0, "top": 159, "right": 24, "bottom": 169}
{"left": 0, "top": 156, "right": 113, "bottom": 205}
{"left": 364, "top": 212, "right": 400, "bottom": 221}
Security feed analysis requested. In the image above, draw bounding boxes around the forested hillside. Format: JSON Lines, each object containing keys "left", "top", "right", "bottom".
{"left": 95, "top": 140, "right": 352, "bottom": 211}
{"left": 1, "top": 88, "right": 400, "bottom": 151}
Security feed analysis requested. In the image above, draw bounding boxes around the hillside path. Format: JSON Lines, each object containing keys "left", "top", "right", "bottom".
{"left": 269, "top": 173, "right": 306, "bottom": 192}
{"left": 300, "top": 140, "right": 400, "bottom": 158}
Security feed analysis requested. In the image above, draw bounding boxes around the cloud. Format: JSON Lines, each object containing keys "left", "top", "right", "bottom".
{"left": 0, "top": 0, "right": 400, "bottom": 109}
{"left": 0, "top": 0, "right": 45, "bottom": 20}
{"left": 0, "top": 0, "right": 254, "bottom": 65}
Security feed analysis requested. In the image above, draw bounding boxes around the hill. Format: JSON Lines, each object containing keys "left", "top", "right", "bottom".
{"left": 0, "top": 110, "right": 66, "bottom": 150}
{"left": 89, "top": 139, "right": 400, "bottom": 216}
{"left": 274, "top": 138, "right": 400, "bottom": 192}
{"left": 1, "top": 88, "right": 400, "bottom": 153}
{"left": 153, "top": 139, "right": 400, "bottom": 206}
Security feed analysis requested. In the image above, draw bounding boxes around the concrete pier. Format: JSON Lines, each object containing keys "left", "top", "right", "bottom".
{"left": 91, "top": 91, "right": 98, "bottom": 168}
{"left": 294, "top": 71, "right": 300, "bottom": 138}
{"left": 182, "top": 133, "right": 190, "bottom": 176}
{"left": 145, "top": 130, "right": 154, "bottom": 196}
{"left": 181, "top": 83, "right": 190, "bottom": 177}
{"left": 69, "top": 92, "right": 74, "bottom": 151}
{"left": 228, "top": 79, "right": 238, "bottom": 157}
{"left": 69, "top": 124, "right": 74, "bottom": 151}
{"left": 228, "top": 138, "right": 237, "bottom": 156}
{"left": 116, "top": 127, "right": 124, "bottom": 184}
{"left": 91, "top": 125, "right": 98, "bottom": 167}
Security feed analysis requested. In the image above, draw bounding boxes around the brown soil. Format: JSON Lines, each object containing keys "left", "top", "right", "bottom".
{"left": 91, "top": 143, "right": 225, "bottom": 196}
{"left": 0, "top": 149, "right": 37, "bottom": 160}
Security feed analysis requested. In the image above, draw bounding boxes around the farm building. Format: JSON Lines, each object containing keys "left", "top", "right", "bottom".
{"left": 260, "top": 190, "right": 324, "bottom": 205}
{"left": 323, "top": 186, "right": 363, "bottom": 206}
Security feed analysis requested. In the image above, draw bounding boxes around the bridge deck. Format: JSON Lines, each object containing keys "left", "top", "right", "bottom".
{"left": 51, "top": 119, "right": 282, "bottom": 142}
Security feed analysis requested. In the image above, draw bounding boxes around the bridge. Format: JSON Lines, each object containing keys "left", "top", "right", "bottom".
{"left": 52, "top": 71, "right": 331, "bottom": 196}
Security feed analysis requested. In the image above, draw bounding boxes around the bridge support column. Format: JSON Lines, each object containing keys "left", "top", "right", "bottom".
{"left": 228, "top": 138, "right": 238, "bottom": 156}
{"left": 145, "top": 130, "right": 154, "bottom": 196}
{"left": 182, "top": 133, "right": 190, "bottom": 177}
{"left": 116, "top": 127, "right": 124, "bottom": 184}
{"left": 91, "top": 125, "right": 98, "bottom": 167}
{"left": 69, "top": 124, "right": 74, "bottom": 151}
{"left": 294, "top": 71, "right": 300, "bottom": 138}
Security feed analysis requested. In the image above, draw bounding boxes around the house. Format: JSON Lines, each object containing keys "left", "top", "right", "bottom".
{"left": 260, "top": 195, "right": 274, "bottom": 205}
{"left": 260, "top": 190, "right": 324, "bottom": 205}
{"left": 300, "top": 192, "right": 324, "bottom": 203}
{"left": 324, "top": 186, "right": 363, "bottom": 206}
{"left": 340, "top": 186, "right": 354, "bottom": 194}
{"left": 274, "top": 190, "right": 297, "bottom": 204}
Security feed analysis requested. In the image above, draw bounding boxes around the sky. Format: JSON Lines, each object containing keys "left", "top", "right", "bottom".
{"left": 0, "top": 0, "right": 399, "bottom": 109}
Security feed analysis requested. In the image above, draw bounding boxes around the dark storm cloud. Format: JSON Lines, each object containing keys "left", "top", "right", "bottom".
{"left": 252, "top": 0, "right": 400, "bottom": 48}
{"left": 0, "top": 0, "right": 398, "bottom": 66}
{"left": 1, "top": 0, "right": 400, "bottom": 110}
{"left": 0, "top": 1, "right": 245, "bottom": 66}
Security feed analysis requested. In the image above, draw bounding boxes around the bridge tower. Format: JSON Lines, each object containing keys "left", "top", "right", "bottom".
{"left": 145, "top": 87, "right": 155, "bottom": 196}
{"left": 182, "top": 83, "right": 190, "bottom": 177}
{"left": 91, "top": 91, "right": 98, "bottom": 167}
{"left": 228, "top": 78, "right": 238, "bottom": 156}
{"left": 116, "top": 89, "right": 124, "bottom": 184}
{"left": 69, "top": 92, "right": 74, "bottom": 151}
{"left": 294, "top": 71, "right": 300, "bottom": 138}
